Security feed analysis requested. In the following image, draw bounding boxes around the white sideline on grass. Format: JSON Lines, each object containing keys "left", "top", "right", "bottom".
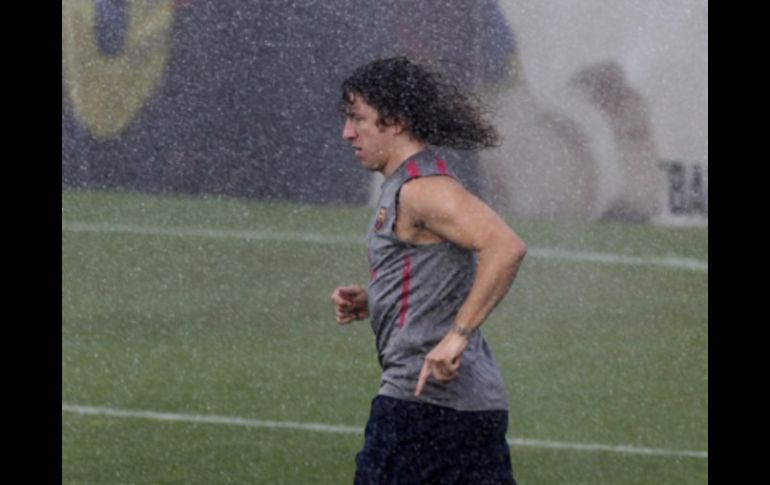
{"left": 61, "top": 221, "right": 708, "bottom": 273}
{"left": 62, "top": 403, "right": 708, "bottom": 460}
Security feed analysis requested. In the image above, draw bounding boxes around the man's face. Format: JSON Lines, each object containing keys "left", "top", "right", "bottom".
{"left": 342, "top": 94, "right": 399, "bottom": 172}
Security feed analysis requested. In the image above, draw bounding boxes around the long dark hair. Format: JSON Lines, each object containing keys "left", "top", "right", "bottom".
{"left": 341, "top": 57, "right": 500, "bottom": 151}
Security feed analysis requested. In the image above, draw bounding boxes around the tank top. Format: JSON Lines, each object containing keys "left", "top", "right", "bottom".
{"left": 366, "top": 148, "right": 509, "bottom": 411}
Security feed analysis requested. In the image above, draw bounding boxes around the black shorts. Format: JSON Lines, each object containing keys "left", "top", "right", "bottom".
{"left": 354, "top": 395, "right": 517, "bottom": 485}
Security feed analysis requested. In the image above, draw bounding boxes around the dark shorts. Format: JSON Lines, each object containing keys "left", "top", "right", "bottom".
{"left": 354, "top": 395, "right": 517, "bottom": 485}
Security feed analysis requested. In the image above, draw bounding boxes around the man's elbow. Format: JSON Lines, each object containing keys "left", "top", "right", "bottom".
{"left": 509, "top": 236, "right": 527, "bottom": 265}
{"left": 498, "top": 232, "right": 527, "bottom": 268}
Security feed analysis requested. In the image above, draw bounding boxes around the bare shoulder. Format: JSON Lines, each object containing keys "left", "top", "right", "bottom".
{"left": 399, "top": 175, "right": 470, "bottom": 215}
{"left": 396, "top": 176, "right": 466, "bottom": 243}
{"left": 399, "top": 175, "right": 513, "bottom": 249}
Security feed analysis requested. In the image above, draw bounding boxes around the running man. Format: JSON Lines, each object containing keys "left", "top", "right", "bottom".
{"left": 331, "top": 57, "right": 527, "bottom": 484}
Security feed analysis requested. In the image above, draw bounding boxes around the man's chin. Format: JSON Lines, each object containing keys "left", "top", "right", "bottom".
{"left": 357, "top": 156, "right": 383, "bottom": 173}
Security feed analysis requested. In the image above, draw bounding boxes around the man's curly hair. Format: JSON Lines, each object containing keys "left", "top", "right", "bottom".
{"left": 341, "top": 57, "right": 500, "bottom": 151}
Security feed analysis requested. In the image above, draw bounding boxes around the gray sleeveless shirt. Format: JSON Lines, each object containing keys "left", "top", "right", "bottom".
{"left": 366, "top": 149, "right": 509, "bottom": 412}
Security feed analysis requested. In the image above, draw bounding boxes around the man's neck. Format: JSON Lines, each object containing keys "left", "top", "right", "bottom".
{"left": 382, "top": 140, "right": 427, "bottom": 178}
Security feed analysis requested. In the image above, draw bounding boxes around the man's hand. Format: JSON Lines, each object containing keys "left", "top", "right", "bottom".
{"left": 415, "top": 330, "right": 469, "bottom": 396}
{"left": 330, "top": 285, "right": 370, "bottom": 324}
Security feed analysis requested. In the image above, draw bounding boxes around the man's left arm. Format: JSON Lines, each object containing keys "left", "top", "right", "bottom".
{"left": 399, "top": 176, "right": 527, "bottom": 396}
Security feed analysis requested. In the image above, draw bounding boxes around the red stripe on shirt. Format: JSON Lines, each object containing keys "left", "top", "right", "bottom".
{"left": 435, "top": 157, "right": 448, "bottom": 175}
{"left": 399, "top": 255, "right": 411, "bottom": 328}
{"left": 407, "top": 160, "right": 420, "bottom": 178}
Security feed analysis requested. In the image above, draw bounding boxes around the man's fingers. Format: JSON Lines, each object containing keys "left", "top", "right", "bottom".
{"left": 330, "top": 292, "right": 351, "bottom": 307}
{"left": 338, "top": 287, "right": 360, "bottom": 297}
{"left": 335, "top": 307, "right": 355, "bottom": 324}
{"left": 415, "top": 354, "right": 463, "bottom": 395}
{"left": 337, "top": 286, "right": 364, "bottom": 300}
{"left": 433, "top": 365, "right": 457, "bottom": 383}
{"left": 415, "top": 361, "right": 431, "bottom": 396}
{"left": 449, "top": 355, "right": 462, "bottom": 373}
{"left": 441, "top": 369, "right": 458, "bottom": 382}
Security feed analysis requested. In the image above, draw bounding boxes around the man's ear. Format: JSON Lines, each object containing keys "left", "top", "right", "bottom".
{"left": 390, "top": 117, "right": 408, "bottom": 135}
{"left": 377, "top": 115, "right": 409, "bottom": 135}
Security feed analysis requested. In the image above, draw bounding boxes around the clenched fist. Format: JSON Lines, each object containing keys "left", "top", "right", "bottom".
{"left": 330, "top": 285, "right": 370, "bottom": 324}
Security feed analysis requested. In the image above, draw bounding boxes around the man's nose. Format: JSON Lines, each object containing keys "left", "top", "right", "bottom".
{"left": 342, "top": 119, "right": 356, "bottom": 140}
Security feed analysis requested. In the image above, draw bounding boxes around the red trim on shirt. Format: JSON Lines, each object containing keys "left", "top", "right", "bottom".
{"left": 407, "top": 160, "right": 420, "bottom": 178}
{"left": 435, "top": 157, "right": 448, "bottom": 175}
{"left": 399, "top": 255, "right": 411, "bottom": 328}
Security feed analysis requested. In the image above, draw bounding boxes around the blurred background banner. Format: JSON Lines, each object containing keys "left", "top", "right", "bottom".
{"left": 62, "top": 0, "right": 707, "bottom": 225}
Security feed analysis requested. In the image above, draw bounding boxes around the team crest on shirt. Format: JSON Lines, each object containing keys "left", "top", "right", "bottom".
{"left": 374, "top": 207, "right": 387, "bottom": 231}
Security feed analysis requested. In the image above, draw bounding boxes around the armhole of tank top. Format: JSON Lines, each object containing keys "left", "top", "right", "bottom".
{"left": 392, "top": 173, "right": 454, "bottom": 246}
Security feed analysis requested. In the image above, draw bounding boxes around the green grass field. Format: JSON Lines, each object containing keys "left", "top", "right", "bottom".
{"left": 62, "top": 189, "right": 708, "bottom": 484}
